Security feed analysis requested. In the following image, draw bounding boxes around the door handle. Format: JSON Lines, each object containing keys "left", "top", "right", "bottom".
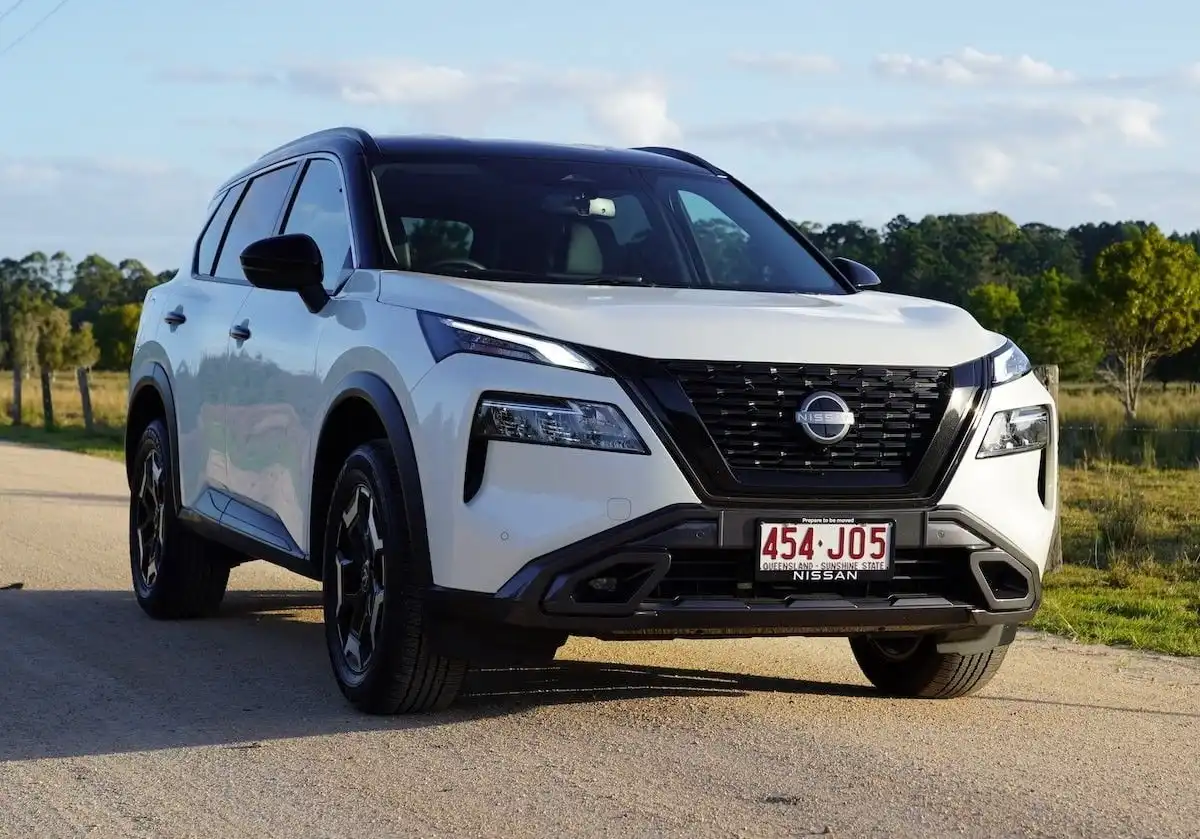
{"left": 229, "top": 324, "right": 251, "bottom": 341}
{"left": 163, "top": 310, "right": 186, "bottom": 326}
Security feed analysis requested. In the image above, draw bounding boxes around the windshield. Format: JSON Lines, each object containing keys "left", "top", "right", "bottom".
{"left": 372, "top": 156, "right": 849, "bottom": 294}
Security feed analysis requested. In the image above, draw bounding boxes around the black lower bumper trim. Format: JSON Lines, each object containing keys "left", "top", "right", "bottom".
{"left": 424, "top": 586, "right": 1035, "bottom": 640}
{"left": 423, "top": 503, "right": 1042, "bottom": 643}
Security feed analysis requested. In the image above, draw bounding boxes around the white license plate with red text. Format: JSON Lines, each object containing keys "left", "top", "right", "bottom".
{"left": 757, "top": 518, "right": 893, "bottom": 580}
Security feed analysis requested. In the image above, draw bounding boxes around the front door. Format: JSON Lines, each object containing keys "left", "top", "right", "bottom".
{"left": 222, "top": 156, "right": 355, "bottom": 557}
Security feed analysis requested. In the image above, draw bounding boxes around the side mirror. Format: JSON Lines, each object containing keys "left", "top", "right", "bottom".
{"left": 832, "top": 257, "right": 882, "bottom": 290}
{"left": 240, "top": 234, "right": 330, "bottom": 313}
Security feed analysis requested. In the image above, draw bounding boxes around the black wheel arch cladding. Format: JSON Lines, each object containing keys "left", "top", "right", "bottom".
{"left": 316, "top": 371, "right": 434, "bottom": 587}
{"left": 126, "top": 360, "right": 182, "bottom": 515}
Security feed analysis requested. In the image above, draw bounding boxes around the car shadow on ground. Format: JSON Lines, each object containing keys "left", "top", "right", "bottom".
{"left": 0, "top": 588, "right": 874, "bottom": 762}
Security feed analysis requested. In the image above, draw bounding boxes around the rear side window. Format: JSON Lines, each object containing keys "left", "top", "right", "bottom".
{"left": 194, "top": 186, "right": 241, "bottom": 276}
{"left": 213, "top": 163, "right": 299, "bottom": 281}
{"left": 281, "top": 158, "right": 353, "bottom": 289}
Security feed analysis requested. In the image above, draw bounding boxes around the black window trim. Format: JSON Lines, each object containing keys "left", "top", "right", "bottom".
{"left": 191, "top": 185, "right": 236, "bottom": 277}
{"left": 200, "top": 156, "right": 304, "bottom": 287}
{"left": 278, "top": 153, "right": 359, "bottom": 294}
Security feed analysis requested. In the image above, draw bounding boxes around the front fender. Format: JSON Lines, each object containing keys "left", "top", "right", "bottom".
{"left": 315, "top": 371, "right": 433, "bottom": 587}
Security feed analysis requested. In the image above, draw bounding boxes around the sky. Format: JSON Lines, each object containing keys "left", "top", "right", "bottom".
{"left": 2, "top": 0, "right": 1200, "bottom": 272}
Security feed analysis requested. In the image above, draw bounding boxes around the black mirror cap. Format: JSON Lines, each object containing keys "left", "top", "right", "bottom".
{"left": 832, "top": 256, "right": 882, "bottom": 290}
{"left": 240, "top": 233, "right": 329, "bottom": 312}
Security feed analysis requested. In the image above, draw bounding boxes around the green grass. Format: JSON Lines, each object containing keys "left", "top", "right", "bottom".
{"left": 1035, "top": 464, "right": 1200, "bottom": 656}
{"left": 1032, "top": 565, "right": 1200, "bottom": 656}
{"left": 0, "top": 422, "right": 123, "bottom": 460}
{"left": 0, "top": 368, "right": 1197, "bottom": 655}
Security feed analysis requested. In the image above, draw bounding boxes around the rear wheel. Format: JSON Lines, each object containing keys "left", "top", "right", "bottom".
{"left": 321, "top": 439, "right": 469, "bottom": 714}
{"left": 849, "top": 633, "right": 1009, "bottom": 699}
{"left": 129, "top": 418, "right": 236, "bottom": 619}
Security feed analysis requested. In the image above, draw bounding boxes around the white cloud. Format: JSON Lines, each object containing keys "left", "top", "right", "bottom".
{"left": 158, "top": 59, "right": 682, "bottom": 146}
{"left": 729, "top": 51, "right": 839, "bottom": 76}
{"left": 0, "top": 156, "right": 214, "bottom": 271}
{"left": 695, "top": 96, "right": 1163, "bottom": 194}
{"left": 874, "top": 47, "right": 1075, "bottom": 86}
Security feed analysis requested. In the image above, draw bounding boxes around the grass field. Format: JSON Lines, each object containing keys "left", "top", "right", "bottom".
{"left": 1058, "top": 381, "right": 1200, "bottom": 428}
{"left": 1, "top": 370, "right": 1198, "bottom": 656}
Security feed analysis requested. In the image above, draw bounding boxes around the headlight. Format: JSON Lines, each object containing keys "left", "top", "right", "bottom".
{"left": 989, "top": 340, "right": 1032, "bottom": 386}
{"left": 418, "top": 312, "right": 597, "bottom": 372}
{"left": 976, "top": 405, "right": 1050, "bottom": 458}
{"left": 474, "top": 393, "right": 649, "bottom": 454}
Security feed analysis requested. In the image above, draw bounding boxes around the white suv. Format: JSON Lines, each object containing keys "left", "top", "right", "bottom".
{"left": 125, "top": 127, "right": 1058, "bottom": 714}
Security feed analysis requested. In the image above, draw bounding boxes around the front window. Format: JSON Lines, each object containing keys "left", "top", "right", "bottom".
{"left": 371, "top": 157, "right": 848, "bottom": 294}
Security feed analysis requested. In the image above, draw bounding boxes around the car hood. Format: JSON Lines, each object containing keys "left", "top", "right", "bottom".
{"left": 378, "top": 272, "right": 1006, "bottom": 367}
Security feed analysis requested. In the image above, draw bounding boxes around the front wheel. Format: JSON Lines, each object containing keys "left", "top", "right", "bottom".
{"left": 321, "top": 439, "right": 469, "bottom": 714}
{"left": 849, "top": 633, "right": 1009, "bottom": 699}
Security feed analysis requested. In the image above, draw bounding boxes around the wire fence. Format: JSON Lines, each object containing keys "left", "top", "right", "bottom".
{"left": 1058, "top": 425, "right": 1200, "bottom": 468}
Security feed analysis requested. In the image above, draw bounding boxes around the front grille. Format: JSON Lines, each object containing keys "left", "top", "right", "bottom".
{"left": 646, "top": 548, "right": 981, "bottom": 606}
{"left": 663, "top": 361, "right": 952, "bottom": 476}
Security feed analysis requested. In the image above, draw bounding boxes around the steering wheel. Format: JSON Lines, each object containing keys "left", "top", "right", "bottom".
{"left": 427, "top": 257, "right": 487, "bottom": 273}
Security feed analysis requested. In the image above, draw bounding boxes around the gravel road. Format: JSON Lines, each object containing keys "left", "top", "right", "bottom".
{"left": 0, "top": 442, "right": 1197, "bottom": 839}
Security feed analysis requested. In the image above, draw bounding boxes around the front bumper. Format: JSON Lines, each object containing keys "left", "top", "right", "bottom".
{"left": 424, "top": 502, "right": 1041, "bottom": 642}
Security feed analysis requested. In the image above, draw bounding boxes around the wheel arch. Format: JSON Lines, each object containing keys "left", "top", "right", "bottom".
{"left": 310, "top": 371, "right": 432, "bottom": 586}
{"left": 126, "top": 360, "right": 182, "bottom": 514}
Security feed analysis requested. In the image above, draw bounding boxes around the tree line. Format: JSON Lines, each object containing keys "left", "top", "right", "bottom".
{"left": 1, "top": 252, "right": 168, "bottom": 376}
{"left": 4, "top": 211, "right": 1200, "bottom": 422}
{"left": 794, "top": 215, "right": 1200, "bottom": 419}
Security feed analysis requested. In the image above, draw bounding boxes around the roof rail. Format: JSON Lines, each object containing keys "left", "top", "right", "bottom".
{"left": 257, "top": 126, "right": 379, "bottom": 160}
{"left": 632, "top": 146, "right": 725, "bottom": 175}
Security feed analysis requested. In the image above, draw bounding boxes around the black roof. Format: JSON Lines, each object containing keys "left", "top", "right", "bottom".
{"left": 217, "top": 126, "right": 722, "bottom": 192}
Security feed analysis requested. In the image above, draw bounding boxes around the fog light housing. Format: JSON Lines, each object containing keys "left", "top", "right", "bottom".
{"left": 976, "top": 405, "right": 1050, "bottom": 458}
{"left": 473, "top": 393, "right": 649, "bottom": 454}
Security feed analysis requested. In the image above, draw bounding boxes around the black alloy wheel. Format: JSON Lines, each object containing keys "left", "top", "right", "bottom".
{"left": 128, "top": 418, "right": 231, "bottom": 619}
{"left": 331, "top": 483, "right": 387, "bottom": 678}
{"left": 132, "top": 444, "right": 167, "bottom": 593}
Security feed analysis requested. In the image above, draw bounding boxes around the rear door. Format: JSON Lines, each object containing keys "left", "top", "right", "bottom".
{"left": 174, "top": 161, "right": 300, "bottom": 517}
{"left": 158, "top": 181, "right": 255, "bottom": 514}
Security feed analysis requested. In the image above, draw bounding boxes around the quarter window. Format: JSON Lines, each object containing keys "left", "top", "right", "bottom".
{"left": 213, "top": 163, "right": 299, "bottom": 282}
{"left": 282, "top": 158, "right": 354, "bottom": 288}
{"left": 194, "top": 185, "right": 241, "bottom": 276}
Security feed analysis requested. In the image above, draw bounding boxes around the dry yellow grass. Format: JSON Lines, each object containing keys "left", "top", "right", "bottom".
{"left": 0, "top": 371, "right": 1197, "bottom": 433}
{"left": 0, "top": 370, "right": 129, "bottom": 430}
{"left": 1058, "top": 382, "right": 1200, "bottom": 429}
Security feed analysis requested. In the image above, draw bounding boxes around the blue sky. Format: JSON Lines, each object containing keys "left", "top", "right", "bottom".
{"left": 2, "top": 0, "right": 1199, "bottom": 271}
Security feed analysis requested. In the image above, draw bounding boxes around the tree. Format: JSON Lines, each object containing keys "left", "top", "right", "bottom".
{"left": 36, "top": 306, "right": 72, "bottom": 377}
{"left": 67, "top": 322, "right": 100, "bottom": 370}
{"left": 70, "top": 254, "right": 125, "bottom": 325}
{"left": 8, "top": 292, "right": 46, "bottom": 373}
{"left": 1083, "top": 225, "right": 1200, "bottom": 418}
{"left": 1020, "top": 269, "right": 1101, "bottom": 380}
{"left": 967, "top": 283, "right": 1024, "bottom": 339}
{"left": 93, "top": 303, "right": 142, "bottom": 370}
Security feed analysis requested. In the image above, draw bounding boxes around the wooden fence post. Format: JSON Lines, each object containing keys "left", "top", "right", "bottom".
{"left": 76, "top": 367, "right": 94, "bottom": 432}
{"left": 40, "top": 367, "right": 54, "bottom": 430}
{"left": 1034, "top": 364, "right": 1063, "bottom": 573}
{"left": 11, "top": 367, "right": 22, "bottom": 426}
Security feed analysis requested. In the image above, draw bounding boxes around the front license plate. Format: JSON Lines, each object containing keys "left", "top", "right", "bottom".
{"left": 757, "top": 518, "right": 894, "bottom": 582}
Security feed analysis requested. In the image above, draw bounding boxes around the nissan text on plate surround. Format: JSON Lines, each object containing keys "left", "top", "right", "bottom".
{"left": 123, "top": 127, "right": 1058, "bottom": 714}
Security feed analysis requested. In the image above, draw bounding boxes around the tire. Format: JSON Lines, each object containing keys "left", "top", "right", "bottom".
{"left": 849, "top": 633, "right": 1009, "bottom": 699}
{"left": 129, "top": 418, "right": 233, "bottom": 619}
{"left": 321, "top": 439, "right": 469, "bottom": 714}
